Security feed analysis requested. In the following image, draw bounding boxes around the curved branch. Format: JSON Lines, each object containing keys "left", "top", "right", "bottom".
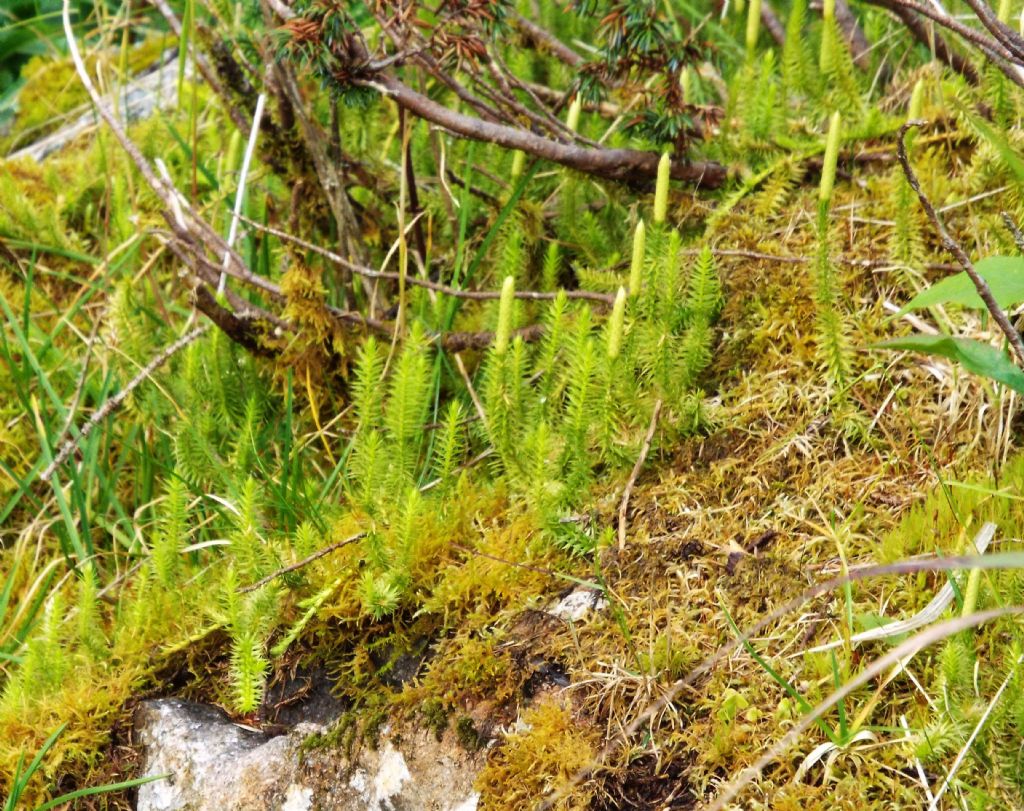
{"left": 897, "top": 121, "right": 1024, "bottom": 367}
{"left": 866, "top": 0, "right": 979, "bottom": 83}
{"left": 356, "top": 74, "right": 726, "bottom": 188}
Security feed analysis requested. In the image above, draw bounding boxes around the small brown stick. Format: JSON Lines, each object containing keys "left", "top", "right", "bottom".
{"left": 511, "top": 13, "right": 584, "bottom": 67}
{"left": 236, "top": 213, "right": 615, "bottom": 304}
{"left": 453, "top": 353, "right": 488, "bottom": 426}
{"left": 834, "top": 0, "right": 873, "bottom": 69}
{"left": 356, "top": 73, "right": 726, "bottom": 187}
{"left": 897, "top": 121, "right": 1024, "bottom": 367}
{"left": 41, "top": 325, "right": 210, "bottom": 482}
{"left": 1002, "top": 212, "right": 1024, "bottom": 253}
{"left": 761, "top": 1, "right": 787, "bottom": 45}
{"left": 866, "top": 0, "right": 979, "bottom": 83}
{"left": 617, "top": 399, "right": 663, "bottom": 552}
{"left": 239, "top": 531, "right": 366, "bottom": 593}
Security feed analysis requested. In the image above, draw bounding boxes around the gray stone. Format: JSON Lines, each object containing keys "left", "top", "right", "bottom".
{"left": 545, "top": 588, "right": 608, "bottom": 622}
{"left": 134, "top": 699, "right": 483, "bottom": 811}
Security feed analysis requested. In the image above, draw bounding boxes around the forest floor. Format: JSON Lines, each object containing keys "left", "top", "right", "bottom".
{"left": 5, "top": 18, "right": 1024, "bottom": 811}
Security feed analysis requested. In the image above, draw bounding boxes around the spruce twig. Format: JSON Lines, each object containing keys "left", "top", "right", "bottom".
{"left": 617, "top": 399, "right": 663, "bottom": 552}
{"left": 897, "top": 121, "right": 1024, "bottom": 367}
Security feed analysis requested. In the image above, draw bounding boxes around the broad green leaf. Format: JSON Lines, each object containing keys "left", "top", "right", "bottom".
{"left": 893, "top": 256, "right": 1024, "bottom": 317}
{"left": 875, "top": 335, "right": 1024, "bottom": 394}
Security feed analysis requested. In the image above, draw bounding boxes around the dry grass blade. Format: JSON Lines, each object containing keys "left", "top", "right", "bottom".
{"left": 618, "top": 399, "right": 662, "bottom": 551}
{"left": 897, "top": 121, "right": 1024, "bottom": 366}
{"left": 705, "top": 607, "right": 1024, "bottom": 810}
{"left": 804, "top": 522, "right": 996, "bottom": 653}
{"left": 40, "top": 325, "right": 209, "bottom": 482}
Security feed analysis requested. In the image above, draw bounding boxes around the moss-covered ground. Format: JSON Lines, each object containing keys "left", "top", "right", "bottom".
{"left": 5, "top": 8, "right": 1024, "bottom": 810}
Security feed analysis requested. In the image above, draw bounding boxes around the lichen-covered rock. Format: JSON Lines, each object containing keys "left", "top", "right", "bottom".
{"left": 134, "top": 698, "right": 482, "bottom": 811}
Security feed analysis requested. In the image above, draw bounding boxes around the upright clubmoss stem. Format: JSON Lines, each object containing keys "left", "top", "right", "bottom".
{"left": 607, "top": 287, "right": 627, "bottom": 360}
{"left": 510, "top": 149, "right": 525, "bottom": 180}
{"left": 566, "top": 95, "right": 583, "bottom": 133}
{"left": 746, "top": 0, "right": 763, "bottom": 58}
{"left": 819, "top": 112, "right": 842, "bottom": 208}
{"left": 905, "top": 80, "right": 925, "bottom": 153}
{"left": 495, "top": 276, "right": 515, "bottom": 355}
{"left": 653, "top": 153, "right": 671, "bottom": 225}
{"left": 680, "top": 67, "right": 694, "bottom": 105}
{"left": 820, "top": 0, "right": 836, "bottom": 71}
{"left": 629, "top": 220, "right": 646, "bottom": 296}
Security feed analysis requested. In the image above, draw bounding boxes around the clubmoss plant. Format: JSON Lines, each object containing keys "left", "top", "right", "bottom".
{"left": 814, "top": 111, "right": 851, "bottom": 393}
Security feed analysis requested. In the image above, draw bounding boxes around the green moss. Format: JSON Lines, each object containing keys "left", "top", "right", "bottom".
{"left": 454, "top": 716, "right": 481, "bottom": 752}
{"left": 421, "top": 698, "right": 449, "bottom": 741}
{"left": 2, "top": 36, "right": 170, "bottom": 154}
{"left": 476, "top": 698, "right": 597, "bottom": 810}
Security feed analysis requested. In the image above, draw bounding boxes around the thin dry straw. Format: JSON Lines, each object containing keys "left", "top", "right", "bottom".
{"left": 220, "top": 93, "right": 267, "bottom": 295}
{"left": 542, "top": 545, "right": 1024, "bottom": 809}
{"left": 40, "top": 325, "right": 209, "bottom": 482}
{"left": 705, "top": 607, "right": 1024, "bottom": 810}
{"left": 803, "top": 522, "right": 995, "bottom": 653}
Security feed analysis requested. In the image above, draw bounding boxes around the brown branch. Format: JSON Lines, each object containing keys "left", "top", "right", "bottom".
{"left": 897, "top": 121, "right": 1024, "bottom": 367}
{"left": 960, "top": 0, "right": 1024, "bottom": 63}
{"left": 440, "top": 322, "right": 546, "bottom": 352}
{"left": 235, "top": 213, "right": 616, "bottom": 304}
{"left": 617, "top": 399, "right": 663, "bottom": 552}
{"left": 511, "top": 13, "right": 584, "bottom": 67}
{"left": 866, "top": 0, "right": 980, "bottom": 83}
{"left": 860, "top": 0, "right": 1023, "bottom": 84}
{"left": 192, "top": 285, "right": 279, "bottom": 358}
{"left": 41, "top": 325, "right": 210, "bottom": 482}
{"left": 239, "top": 532, "right": 366, "bottom": 593}
{"left": 356, "top": 74, "right": 726, "bottom": 188}
{"left": 761, "top": 1, "right": 787, "bottom": 46}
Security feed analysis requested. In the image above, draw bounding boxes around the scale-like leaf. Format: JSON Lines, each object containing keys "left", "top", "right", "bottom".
{"left": 893, "top": 257, "right": 1024, "bottom": 317}
{"left": 875, "top": 334, "right": 1024, "bottom": 394}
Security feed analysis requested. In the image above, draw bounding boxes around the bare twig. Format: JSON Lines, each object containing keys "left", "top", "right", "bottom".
{"left": 617, "top": 399, "right": 663, "bottom": 552}
{"left": 357, "top": 73, "right": 726, "bottom": 188}
{"left": 897, "top": 121, "right": 1024, "bottom": 366}
{"left": 41, "top": 325, "right": 210, "bottom": 482}
{"left": 238, "top": 532, "right": 366, "bottom": 593}
{"left": 235, "top": 213, "right": 615, "bottom": 304}
{"left": 865, "top": 0, "right": 979, "bottom": 83}
{"left": 453, "top": 353, "right": 488, "bottom": 426}
{"left": 1002, "top": 211, "right": 1024, "bottom": 253}
{"left": 512, "top": 13, "right": 584, "bottom": 67}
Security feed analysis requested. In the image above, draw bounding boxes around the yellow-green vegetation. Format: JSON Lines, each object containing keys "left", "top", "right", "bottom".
{"left": 5, "top": 0, "right": 1024, "bottom": 809}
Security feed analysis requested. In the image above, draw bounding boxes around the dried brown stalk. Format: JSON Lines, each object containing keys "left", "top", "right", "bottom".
{"left": 238, "top": 532, "right": 366, "bottom": 593}
{"left": 617, "top": 399, "right": 663, "bottom": 552}
{"left": 897, "top": 121, "right": 1024, "bottom": 367}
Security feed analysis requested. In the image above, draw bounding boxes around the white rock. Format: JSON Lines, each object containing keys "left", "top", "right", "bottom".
{"left": 546, "top": 588, "right": 608, "bottom": 622}
{"left": 135, "top": 698, "right": 485, "bottom": 810}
